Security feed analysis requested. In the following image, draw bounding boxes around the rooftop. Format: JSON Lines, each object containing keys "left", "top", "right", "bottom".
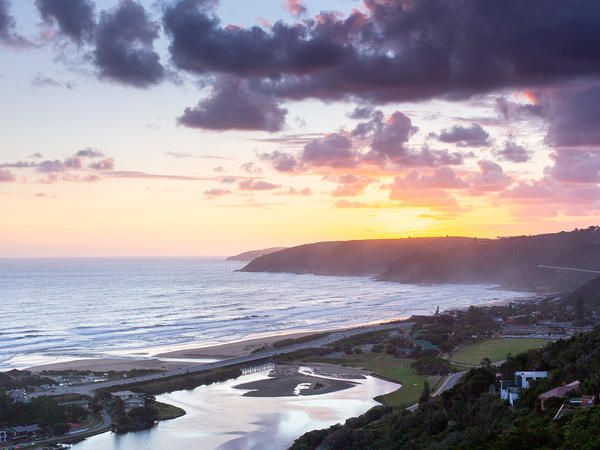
{"left": 539, "top": 381, "right": 580, "bottom": 400}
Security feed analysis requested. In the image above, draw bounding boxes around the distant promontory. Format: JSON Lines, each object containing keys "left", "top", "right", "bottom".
{"left": 227, "top": 247, "right": 288, "bottom": 262}
{"left": 240, "top": 228, "right": 600, "bottom": 292}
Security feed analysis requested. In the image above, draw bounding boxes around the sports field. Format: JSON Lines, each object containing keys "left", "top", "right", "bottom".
{"left": 450, "top": 338, "right": 552, "bottom": 366}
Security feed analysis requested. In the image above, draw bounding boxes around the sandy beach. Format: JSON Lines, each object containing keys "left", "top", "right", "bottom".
{"left": 26, "top": 329, "right": 330, "bottom": 372}
{"left": 155, "top": 330, "right": 324, "bottom": 359}
{"left": 28, "top": 358, "right": 200, "bottom": 373}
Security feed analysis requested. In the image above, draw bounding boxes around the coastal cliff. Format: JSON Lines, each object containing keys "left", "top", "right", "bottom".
{"left": 226, "top": 247, "right": 287, "bottom": 262}
{"left": 241, "top": 227, "right": 600, "bottom": 291}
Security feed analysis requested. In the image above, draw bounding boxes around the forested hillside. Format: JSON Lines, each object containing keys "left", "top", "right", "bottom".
{"left": 243, "top": 227, "right": 600, "bottom": 291}
{"left": 290, "top": 326, "right": 600, "bottom": 450}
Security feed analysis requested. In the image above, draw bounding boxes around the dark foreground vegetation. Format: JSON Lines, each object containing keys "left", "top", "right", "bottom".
{"left": 290, "top": 326, "right": 600, "bottom": 449}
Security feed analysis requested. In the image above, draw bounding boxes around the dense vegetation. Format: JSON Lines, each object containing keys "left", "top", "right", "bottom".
{"left": 243, "top": 227, "right": 600, "bottom": 291}
{"left": 101, "top": 366, "right": 243, "bottom": 396}
{"left": 290, "top": 326, "right": 600, "bottom": 449}
{"left": 0, "top": 369, "right": 55, "bottom": 391}
{"left": 0, "top": 394, "right": 90, "bottom": 435}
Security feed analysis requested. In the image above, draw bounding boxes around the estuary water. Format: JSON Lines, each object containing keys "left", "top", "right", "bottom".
{"left": 0, "top": 257, "right": 529, "bottom": 369}
{"left": 72, "top": 368, "right": 401, "bottom": 450}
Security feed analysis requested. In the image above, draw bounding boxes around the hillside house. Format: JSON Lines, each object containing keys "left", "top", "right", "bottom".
{"left": 538, "top": 381, "right": 581, "bottom": 410}
{"left": 500, "top": 371, "right": 549, "bottom": 406}
{"left": 110, "top": 391, "right": 145, "bottom": 411}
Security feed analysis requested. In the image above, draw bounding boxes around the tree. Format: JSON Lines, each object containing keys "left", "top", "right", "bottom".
{"left": 419, "top": 381, "right": 431, "bottom": 404}
{"left": 574, "top": 296, "right": 585, "bottom": 324}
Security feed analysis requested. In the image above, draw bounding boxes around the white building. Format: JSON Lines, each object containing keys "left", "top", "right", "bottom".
{"left": 500, "top": 371, "right": 548, "bottom": 406}
{"left": 515, "top": 371, "right": 549, "bottom": 389}
{"left": 111, "top": 391, "right": 145, "bottom": 411}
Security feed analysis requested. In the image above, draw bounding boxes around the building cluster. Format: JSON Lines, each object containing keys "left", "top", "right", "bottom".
{"left": 499, "top": 371, "right": 596, "bottom": 419}
{"left": 6, "top": 389, "right": 29, "bottom": 404}
{"left": 0, "top": 425, "right": 42, "bottom": 444}
{"left": 501, "top": 322, "right": 594, "bottom": 339}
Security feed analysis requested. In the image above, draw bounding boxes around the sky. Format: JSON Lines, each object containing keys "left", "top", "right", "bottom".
{"left": 1, "top": 0, "right": 600, "bottom": 257}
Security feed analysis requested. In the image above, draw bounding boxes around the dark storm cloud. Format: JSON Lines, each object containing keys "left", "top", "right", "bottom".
{"left": 163, "top": 0, "right": 600, "bottom": 103}
{"left": 163, "top": 0, "right": 350, "bottom": 78}
{"left": 438, "top": 124, "right": 490, "bottom": 147}
{"left": 366, "top": 112, "right": 418, "bottom": 161}
{"left": 546, "top": 150, "right": 600, "bottom": 184}
{"left": 347, "top": 106, "right": 374, "bottom": 120}
{"left": 546, "top": 85, "right": 600, "bottom": 147}
{"left": 95, "top": 0, "right": 165, "bottom": 87}
{"left": 0, "top": 0, "right": 13, "bottom": 42}
{"left": 301, "top": 133, "right": 357, "bottom": 168}
{"left": 0, "top": 0, "right": 29, "bottom": 47}
{"left": 35, "top": 0, "right": 95, "bottom": 43}
{"left": 179, "top": 77, "right": 287, "bottom": 131}
{"left": 495, "top": 97, "right": 546, "bottom": 121}
{"left": 259, "top": 109, "right": 466, "bottom": 173}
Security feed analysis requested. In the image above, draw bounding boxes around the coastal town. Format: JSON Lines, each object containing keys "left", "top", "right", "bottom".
{"left": 2, "top": 277, "right": 600, "bottom": 449}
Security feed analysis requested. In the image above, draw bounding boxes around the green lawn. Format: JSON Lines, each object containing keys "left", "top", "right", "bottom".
{"left": 154, "top": 401, "right": 186, "bottom": 421}
{"left": 313, "top": 353, "right": 440, "bottom": 408}
{"left": 450, "top": 338, "right": 552, "bottom": 366}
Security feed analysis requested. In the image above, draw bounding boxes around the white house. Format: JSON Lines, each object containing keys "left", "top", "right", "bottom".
{"left": 500, "top": 371, "right": 549, "bottom": 406}
{"left": 111, "top": 391, "right": 145, "bottom": 411}
{"left": 515, "top": 371, "right": 549, "bottom": 389}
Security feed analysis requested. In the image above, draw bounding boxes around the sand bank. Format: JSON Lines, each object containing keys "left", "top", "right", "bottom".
{"left": 234, "top": 364, "right": 367, "bottom": 397}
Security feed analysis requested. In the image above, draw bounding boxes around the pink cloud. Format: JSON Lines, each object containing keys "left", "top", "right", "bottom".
{"left": 0, "top": 169, "right": 15, "bottom": 182}
{"left": 238, "top": 179, "right": 280, "bottom": 191}
{"left": 284, "top": 0, "right": 307, "bottom": 17}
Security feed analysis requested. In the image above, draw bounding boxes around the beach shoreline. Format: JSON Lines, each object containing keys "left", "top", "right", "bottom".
{"left": 27, "top": 320, "right": 404, "bottom": 372}
{"left": 25, "top": 292, "right": 542, "bottom": 374}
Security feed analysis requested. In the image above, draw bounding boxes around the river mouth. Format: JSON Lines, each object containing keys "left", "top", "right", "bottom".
{"left": 72, "top": 366, "right": 400, "bottom": 450}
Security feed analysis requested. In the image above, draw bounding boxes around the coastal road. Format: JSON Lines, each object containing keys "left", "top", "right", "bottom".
{"left": 32, "top": 322, "right": 403, "bottom": 397}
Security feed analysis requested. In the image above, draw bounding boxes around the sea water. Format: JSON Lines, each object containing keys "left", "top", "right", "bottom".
{"left": 0, "top": 257, "right": 529, "bottom": 369}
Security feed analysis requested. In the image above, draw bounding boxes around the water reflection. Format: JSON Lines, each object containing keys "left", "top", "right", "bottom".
{"left": 73, "top": 370, "right": 399, "bottom": 450}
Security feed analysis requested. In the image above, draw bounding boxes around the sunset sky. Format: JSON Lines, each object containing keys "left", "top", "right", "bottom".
{"left": 2, "top": 0, "right": 600, "bottom": 257}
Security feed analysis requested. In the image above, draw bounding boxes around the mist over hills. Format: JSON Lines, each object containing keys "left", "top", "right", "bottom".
{"left": 241, "top": 227, "right": 600, "bottom": 291}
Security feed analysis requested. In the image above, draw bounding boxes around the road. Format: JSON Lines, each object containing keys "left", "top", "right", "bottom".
{"left": 406, "top": 371, "right": 466, "bottom": 412}
{"left": 15, "top": 409, "right": 111, "bottom": 449}
{"left": 32, "top": 322, "right": 403, "bottom": 397}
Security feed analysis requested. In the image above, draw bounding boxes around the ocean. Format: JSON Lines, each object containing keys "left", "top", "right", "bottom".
{"left": 0, "top": 258, "right": 529, "bottom": 370}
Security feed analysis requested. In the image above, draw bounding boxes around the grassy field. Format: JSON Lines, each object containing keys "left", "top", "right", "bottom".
{"left": 450, "top": 338, "right": 552, "bottom": 366}
{"left": 154, "top": 401, "right": 186, "bottom": 420}
{"left": 313, "top": 353, "right": 440, "bottom": 408}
